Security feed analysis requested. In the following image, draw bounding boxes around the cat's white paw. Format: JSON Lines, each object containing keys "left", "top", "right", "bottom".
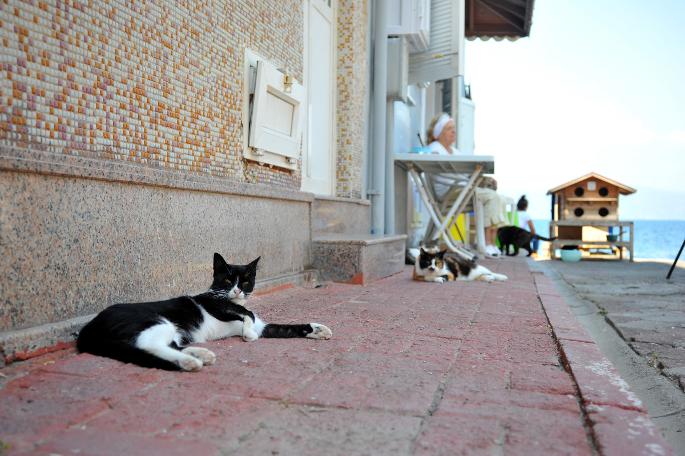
{"left": 434, "top": 277, "right": 445, "bottom": 283}
{"left": 178, "top": 355, "right": 203, "bottom": 372}
{"left": 242, "top": 330, "right": 259, "bottom": 342}
{"left": 242, "top": 315, "right": 259, "bottom": 341}
{"left": 307, "top": 323, "right": 332, "bottom": 340}
{"left": 182, "top": 347, "right": 216, "bottom": 365}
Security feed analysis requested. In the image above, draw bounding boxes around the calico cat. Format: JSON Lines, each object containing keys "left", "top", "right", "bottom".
{"left": 77, "top": 253, "right": 332, "bottom": 371}
{"left": 497, "top": 225, "right": 555, "bottom": 257}
{"left": 413, "top": 247, "right": 507, "bottom": 283}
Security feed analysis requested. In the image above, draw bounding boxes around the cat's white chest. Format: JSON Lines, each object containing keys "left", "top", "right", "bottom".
{"left": 191, "top": 306, "right": 243, "bottom": 342}
{"left": 416, "top": 261, "right": 449, "bottom": 281}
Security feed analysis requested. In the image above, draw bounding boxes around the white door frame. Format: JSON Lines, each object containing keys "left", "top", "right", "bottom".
{"left": 302, "top": 0, "right": 337, "bottom": 195}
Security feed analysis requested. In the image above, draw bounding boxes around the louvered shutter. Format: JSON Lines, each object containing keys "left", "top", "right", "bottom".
{"left": 408, "top": 0, "right": 464, "bottom": 84}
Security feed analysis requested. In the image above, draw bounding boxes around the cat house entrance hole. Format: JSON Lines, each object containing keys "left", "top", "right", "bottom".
{"left": 599, "top": 187, "right": 609, "bottom": 197}
{"left": 598, "top": 207, "right": 609, "bottom": 217}
{"left": 574, "top": 207, "right": 584, "bottom": 217}
{"left": 574, "top": 186, "right": 584, "bottom": 197}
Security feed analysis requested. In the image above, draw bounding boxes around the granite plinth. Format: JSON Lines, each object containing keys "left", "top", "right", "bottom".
{"left": 312, "top": 234, "right": 407, "bottom": 285}
{"left": 1, "top": 167, "right": 313, "bottom": 361}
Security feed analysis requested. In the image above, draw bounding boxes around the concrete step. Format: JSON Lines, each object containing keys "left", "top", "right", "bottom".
{"left": 312, "top": 234, "right": 407, "bottom": 285}
{"left": 312, "top": 196, "right": 370, "bottom": 236}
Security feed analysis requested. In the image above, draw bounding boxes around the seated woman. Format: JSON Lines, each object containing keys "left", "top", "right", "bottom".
{"left": 425, "top": 113, "right": 468, "bottom": 200}
{"left": 426, "top": 113, "right": 508, "bottom": 257}
{"left": 427, "top": 113, "right": 457, "bottom": 155}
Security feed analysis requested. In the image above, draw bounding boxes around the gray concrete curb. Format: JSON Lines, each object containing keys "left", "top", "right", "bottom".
{"left": 0, "top": 316, "right": 87, "bottom": 366}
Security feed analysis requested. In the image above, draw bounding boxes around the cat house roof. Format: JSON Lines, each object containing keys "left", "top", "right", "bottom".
{"left": 547, "top": 172, "right": 637, "bottom": 195}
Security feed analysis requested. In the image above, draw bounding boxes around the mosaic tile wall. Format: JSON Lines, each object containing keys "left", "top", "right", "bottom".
{"left": 335, "top": 0, "right": 367, "bottom": 199}
{"left": 0, "top": 0, "right": 304, "bottom": 189}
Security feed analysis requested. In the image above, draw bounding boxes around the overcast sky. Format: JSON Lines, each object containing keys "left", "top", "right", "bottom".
{"left": 465, "top": 0, "right": 685, "bottom": 220}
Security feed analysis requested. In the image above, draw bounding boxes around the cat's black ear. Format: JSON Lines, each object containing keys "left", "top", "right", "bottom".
{"left": 438, "top": 249, "right": 447, "bottom": 258}
{"left": 248, "top": 256, "right": 261, "bottom": 270}
{"left": 213, "top": 253, "right": 229, "bottom": 273}
{"left": 420, "top": 247, "right": 426, "bottom": 255}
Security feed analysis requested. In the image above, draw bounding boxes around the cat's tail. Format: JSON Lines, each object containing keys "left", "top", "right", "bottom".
{"left": 77, "top": 336, "right": 181, "bottom": 371}
{"left": 533, "top": 234, "right": 556, "bottom": 241}
{"left": 260, "top": 323, "right": 332, "bottom": 339}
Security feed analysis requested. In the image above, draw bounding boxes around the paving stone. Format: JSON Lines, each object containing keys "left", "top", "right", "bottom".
{"left": 587, "top": 405, "right": 671, "bottom": 456}
{"left": 236, "top": 405, "right": 422, "bottom": 455}
{"left": 417, "top": 406, "right": 589, "bottom": 456}
{"left": 34, "top": 428, "right": 218, "bottom": 456}
{"left": 87, "top": 394, "right": 280, "bottom": 453}
{"left": 469, "top": 312, "right": 551, "bottom": 334}
{"left": 438, "top": 388, "right": 581, "bottom": 418}
{"left": 561, "top": 339, "right": 646, "bottom": 411}
{"left": 287, "top": 351, "right": 445, "bottom": 414}
{"left": 415, "top": 415, "right": 508, "bottom": 456}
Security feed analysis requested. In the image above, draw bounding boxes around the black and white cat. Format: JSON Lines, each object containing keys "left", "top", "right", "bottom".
{"left": 77, "top": 253, "right": 332, "bottom": 371}
{"left": 413, "top": 247, "right": 507, "bottom": 283}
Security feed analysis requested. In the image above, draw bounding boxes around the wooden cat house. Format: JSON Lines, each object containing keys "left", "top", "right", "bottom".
{"left": 547, "top": 172, "right": 637, "bottom": 260}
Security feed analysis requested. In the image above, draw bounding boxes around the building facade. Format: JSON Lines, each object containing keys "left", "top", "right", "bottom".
{"left": 0, "top": 0, "right": 533, "bottom": 362}
{"left": 0, "top": 0, "right": 369, "bottom": 362}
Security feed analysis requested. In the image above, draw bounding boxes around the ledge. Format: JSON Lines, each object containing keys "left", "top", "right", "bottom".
{"left": 313, "top": 234, "right": 407, "bottom": 245}
{"left": 552, "top": 240, "right": 631, "bottom": 246}
{"left": 0, "top": 147, "right": 315, "bottom": 204}
{"left": 313, "top": 195, "right": 370, "bottom": 206}
{"left": 551, "top": 220, "right": 633, "bottom": 227}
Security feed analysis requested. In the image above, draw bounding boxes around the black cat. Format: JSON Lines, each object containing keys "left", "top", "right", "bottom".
{"left": 77, "top": 253, "right": 332, "bottom": 371}
{"left": 497, "top": 226, "right": 555, "bottom": 257}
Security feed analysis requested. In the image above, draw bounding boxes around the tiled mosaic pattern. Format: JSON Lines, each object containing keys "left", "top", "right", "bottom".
{"left": 0, "top": 0, "right": 303, "bottom": 188}
{"left": 335, "top": 0, "right": 367, "bottom": 199}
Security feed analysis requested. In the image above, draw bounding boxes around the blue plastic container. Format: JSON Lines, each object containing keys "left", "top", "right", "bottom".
{"left": 560, "top": 249, "right": 582, "bottom": 262}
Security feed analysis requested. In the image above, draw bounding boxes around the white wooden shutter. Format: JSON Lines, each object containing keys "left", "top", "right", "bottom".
{"left": 247, "top": 59, "right": 305, "bottom": 169}
{"left": 408, "top": 0, "right": 464, "bottom": 84}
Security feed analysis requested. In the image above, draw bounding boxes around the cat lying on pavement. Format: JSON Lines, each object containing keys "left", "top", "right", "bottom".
{"left": 77, "top": 253, "right": 332, "bottom": 371}
{"left": 413, "top": 247, "right": 507, "bottom": 283}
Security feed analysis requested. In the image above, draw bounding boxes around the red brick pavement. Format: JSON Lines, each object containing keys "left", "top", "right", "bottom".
{"left": 0, "top": 258, "right": 673, "bottom": 455}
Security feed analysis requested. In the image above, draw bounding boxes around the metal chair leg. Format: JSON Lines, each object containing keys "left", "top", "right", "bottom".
{"left": 666, "top": 238, "right": 685, "bottom": 279}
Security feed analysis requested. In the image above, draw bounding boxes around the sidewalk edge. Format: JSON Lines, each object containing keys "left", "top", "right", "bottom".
{"left": 533, "top": 269, "right": 673, "bottom": 456}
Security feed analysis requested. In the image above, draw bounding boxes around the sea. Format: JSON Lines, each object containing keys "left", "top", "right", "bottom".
{"left": 532, "top": 219, "right": 685, "bottom": 260}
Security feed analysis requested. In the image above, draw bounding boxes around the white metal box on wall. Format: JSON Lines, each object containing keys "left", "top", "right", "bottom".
{"left": 386, "top": 0, "right": 430, "bottom": 53}
{"left": 387, "top": 37, "right": 409, "bottom": 102}
{"left": 457, "top": 97, "right": 474, "bottom": 154}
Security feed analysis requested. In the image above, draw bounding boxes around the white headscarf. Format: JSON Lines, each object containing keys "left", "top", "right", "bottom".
{"left": 432, "top": 114, "right": 451, "bottom": 141}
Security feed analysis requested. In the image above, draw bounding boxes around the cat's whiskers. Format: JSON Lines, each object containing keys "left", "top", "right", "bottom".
{"left": 232, "top": 296, "right": 248, "bottom": 306}
{"left": 207, "top": 289, "right": 229, "bottom": 298}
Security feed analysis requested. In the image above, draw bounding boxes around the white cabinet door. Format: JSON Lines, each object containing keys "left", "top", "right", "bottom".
{"left": 302, "top": 0, "right": 336, "bottom": 195}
